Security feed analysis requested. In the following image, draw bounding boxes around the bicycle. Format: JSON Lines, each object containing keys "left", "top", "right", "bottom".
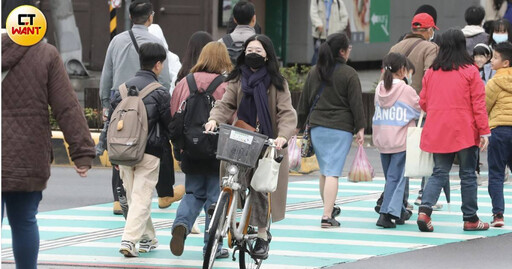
{"left": 202, "top": 124, "right": 284, "bottom": 269}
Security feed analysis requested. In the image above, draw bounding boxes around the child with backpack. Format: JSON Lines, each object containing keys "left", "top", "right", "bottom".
{"left": 485, "top": 42, "right": 512, "bottom": 227}
{"left": 169, "top": 41, "right": 232, "bottom": 259}
{"left": 107, "top": 43, "right": 172, "bottom": 257}
{"left": 372, "top": 53, "right": 421, "bottom": 228}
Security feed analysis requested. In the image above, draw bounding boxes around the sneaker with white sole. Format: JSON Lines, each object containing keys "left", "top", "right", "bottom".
{"left": 139, "top": 238, "right": 158, "bottom": 253}
{"left": 119, "top": 240, "right": 138, "bottom": 257}
{"left": 491, "top": 213, "right": 505, "bottom": 227}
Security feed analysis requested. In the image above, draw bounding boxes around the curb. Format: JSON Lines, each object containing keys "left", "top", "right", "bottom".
{"left": 52, "top": 131, "right": 373, "bottom": 175}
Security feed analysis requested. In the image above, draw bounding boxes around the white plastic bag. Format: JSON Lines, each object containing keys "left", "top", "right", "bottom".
{"left": 348, "top": 145, "right": 374, "bottom": 182}
{"left": 404, "top": 111, "right": 434, "bottom": 177}
{"left": 251, "top": 146, "right": 281, "bottom": 193}
{"left": 288, "top": 136, "right": 302, "bottom": 172}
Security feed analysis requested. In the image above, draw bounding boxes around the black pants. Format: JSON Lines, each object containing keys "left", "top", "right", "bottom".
{"left": 112, "top": 143, "right": 176, "bottom": 201}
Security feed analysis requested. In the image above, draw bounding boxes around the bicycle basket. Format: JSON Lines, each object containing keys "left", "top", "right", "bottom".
{"left": 216, "top": 124, "right": 268, "bottom": 168}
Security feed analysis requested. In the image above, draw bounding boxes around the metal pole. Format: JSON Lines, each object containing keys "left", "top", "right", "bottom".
{"left": 109, "top": 4, "right": 117, "bottom": 40}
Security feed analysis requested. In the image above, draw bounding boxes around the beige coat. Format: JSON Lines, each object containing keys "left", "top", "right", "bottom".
{"left": 209, "top": 79, "right": 297, "bottom": 222}
{"left": 310, "top": 0, "right": 349, "bottom": 39}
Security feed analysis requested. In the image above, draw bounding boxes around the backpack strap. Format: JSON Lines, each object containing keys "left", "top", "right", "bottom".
{"left": 186, "top": 73, "right": 199, "bottom": 95}
{"left": 222, "top": 34, "right": 234, "bottom": 47}
{"left": 138, "top": 82, "right": 163, "bottom": 99}
{"left": 205, "top": 75, "right": 225, "bottom": 95}
{"left": 404, "top": 39, "right": 424, "bottom": 57}
{"left": 119, "top": 83, "right": 128, "bottom": 99}
{"left": 129, "top": 30, "right": 140, "bottom": 55}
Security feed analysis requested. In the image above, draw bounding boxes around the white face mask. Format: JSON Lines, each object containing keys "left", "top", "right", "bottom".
{"left": 429, "top": 31, "right": 435, "bottom": 42}
{"left": 406, "top": 73, "right": 413, "bottom": 85}
{"left": 493, "top": 33, "right": 508, "bottom": 44}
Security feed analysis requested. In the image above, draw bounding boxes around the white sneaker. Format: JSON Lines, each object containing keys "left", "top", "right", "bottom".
{"left": 139, "top": 238, "right": 158, "bottom": 253}
{"left": 191, "top": 221, "right": 201, "bottom": 234}
{"left": 432, "top": 203, "right": 443, "bottom": 211}
{"left": 119, "top": 240, "right": 138, "bottom": 257}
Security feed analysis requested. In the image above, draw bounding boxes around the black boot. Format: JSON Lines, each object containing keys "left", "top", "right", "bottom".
{"left": 396, "top": 209, "right": 413, "bottom": 225}
{"left": 252, "top": 238, "right": 269, "bottom": 259}
{"left": 376, "top": 213, "right": 396, "bottom": 228}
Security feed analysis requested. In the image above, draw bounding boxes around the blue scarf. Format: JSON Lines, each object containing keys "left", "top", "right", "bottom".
{"left": 237, "top": 65, "right": 273, "bottom": 137}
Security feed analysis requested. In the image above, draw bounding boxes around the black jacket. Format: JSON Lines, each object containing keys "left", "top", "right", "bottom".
{"left": 110, "top": 70, "right": 171, "bottom": 159}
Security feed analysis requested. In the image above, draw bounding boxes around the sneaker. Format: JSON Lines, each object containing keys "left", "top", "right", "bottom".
{"left": 491, "top": 213, "right": 505, "bottom": 227}
{"left": 158, "top": 185, "right": 185, "bottom": 209}
{"left": 432, "top": 203, "right": 443, "bottom": 211}
{"left": 376, "top": 213, "right": 396, "bottom": 228}
{"left": 463, "top": 220, "right": 489, "bottom": 231}
{"left": 170, "top": 225, "right": 187, "bottom": 256}
{"left": 139, "top": 238, "right": 158, "bottom": 253}
{"left": 406, "top": 202, "right": 414, "bottom": 211}
{"left": 332, "top": 205, "right": 341, "bottom": 218}
{"left": 417, "top": 213, "right": 434, "bottom": 232}
{"left": 252, "top": 238, "right": 269, "bottom": 259}
{"left": 190, "top": 221, "right": 201, "bottom": 234}
{"left": 321, "top": 217, "right": 340, "bottom": 228}
{"left": 215, "top": 248, "right": 229, "bottom": 259}
{"left": 395, "top": 209, "right": 412, "bottom": 225}
{"left": 119, "top": 240, "right": 138, "bottom": 257}
{"left": 414, "top": 196, "right": 422, "bottom": 206}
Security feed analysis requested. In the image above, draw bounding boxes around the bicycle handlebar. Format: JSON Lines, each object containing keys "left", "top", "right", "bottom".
{"left": 203, "top": 130, "right": 287, "bottom": 149}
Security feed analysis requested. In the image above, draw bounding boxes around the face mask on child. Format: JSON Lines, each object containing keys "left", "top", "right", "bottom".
{"left": 493, "top": 33, "right": 508, "bottom": 44}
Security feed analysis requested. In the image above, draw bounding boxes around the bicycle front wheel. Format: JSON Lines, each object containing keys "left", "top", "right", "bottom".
{"left": 239, "top": 240, "right": 263, "bottom": 269}
{"left": 203, "top": 191, "right": 230, "bottom": 269}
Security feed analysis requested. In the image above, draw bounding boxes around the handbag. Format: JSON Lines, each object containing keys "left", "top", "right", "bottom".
{"left": 251, "top": 146, "right": 280, "bottom": 193}
{"left": 301, "top": 82, "right": 326, "bottom": 158}
{"left": 404, "top": 111, "right": 435, "bottom": 177}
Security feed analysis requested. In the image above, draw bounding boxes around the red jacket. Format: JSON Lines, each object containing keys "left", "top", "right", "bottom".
{"left": 419, "top": 65, "right": 490, "bottom": 153}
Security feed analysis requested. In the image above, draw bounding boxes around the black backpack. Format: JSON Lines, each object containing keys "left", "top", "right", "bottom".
{"left": 169, "top": 74, "right": 225, "bottom": 160}
{"left": 222, "top": 34, "right": 245, "bottom": 65}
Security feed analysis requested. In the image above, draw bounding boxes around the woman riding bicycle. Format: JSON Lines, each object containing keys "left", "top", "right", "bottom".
{"left": 205, "top": 34, "right": 297, "bottom": 259}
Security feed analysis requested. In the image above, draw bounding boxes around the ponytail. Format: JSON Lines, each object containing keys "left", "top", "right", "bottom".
{"left": 316, "top": 33, "right": 350, "bottom": 83}
{"left": 381, "top": 52, "right": 407, "bottom": 91}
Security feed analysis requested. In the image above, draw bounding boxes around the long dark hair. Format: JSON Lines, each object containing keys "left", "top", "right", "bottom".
{"left": 431, "top": 28, "right": 473, "bottom": 71}
{"left": 316, "top": 33, "right": 350, "bottom": 83}
{"left": 488, "top": 19, "right": 512, "bottom": 47}
{"left": 382, "top": 53, "right": 407, "bottom": 91}
{"left": 225, "top": 34, "right": 285, "bottom": 91}
{"left": 176, "top": 31, "right": 213, "bottom": 84}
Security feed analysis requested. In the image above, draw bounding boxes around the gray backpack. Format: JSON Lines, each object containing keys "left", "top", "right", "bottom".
{"left": 107, "top": 82, "right": 161, "bottom": 166}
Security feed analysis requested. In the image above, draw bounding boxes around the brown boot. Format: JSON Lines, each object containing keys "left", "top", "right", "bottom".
{"left": 158, "top": 185, "right": 185, "bottom": 209}
{"left": 113, "top": 201, "right": 123, "bottom": 215}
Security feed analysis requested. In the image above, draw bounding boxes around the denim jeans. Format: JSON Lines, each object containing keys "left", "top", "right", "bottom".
{"left": 172, "top": 173, "right": 221, "bottom": 252}
{"left": 488, "top": 126, "right": 512, "bottom": 214}
{"left": 380, "top": 152, "right": 407, "bottom": 219}
{"left": 420, "top": 146, "right": 479, "bottom": 221}
{"left": 2, "top": 191, "right": 43, "bottom": 269}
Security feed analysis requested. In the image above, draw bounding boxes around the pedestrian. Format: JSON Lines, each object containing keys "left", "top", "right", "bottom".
{"left": 416, "top": 29, "right": 491, "bottom": 232}
{"left": 389, "top": 12, "right": 440, "bottom": 210}
{"left": 169, "top": 41, "right": 232, "bottom": 259}
{"left": 462, "top": 5, "right": 489, "bottom": 55}
{"left": 99, "top": 0, "right": 184, "bottom": 213}
{"left": 488, "top": 18, "right": 512, "bottom": 48}
{"left": 219, "top": 1, "right": 258, "bottom": 64}
{"left": 111, "top": 42, "right": 171, "bottom": 257}
{"left": 297, "top": 33, "right": 365, "bottom": 228}
{"left": 2, "top": 33, "right": 95, "bottom": 268}
{"left": 148, "top": 24, "right": 182, "bottom": 95}
{"left": 473, "top": 43, "right": 496, "bottom": 84}
{"left": 310, "top": 0, "right": 350, "bottom": 65}
{"left": 372, "top": 53, "right": 421, "bottom": 228}
{"left": 485, "top": 41, "right": 512, "bottom": 227}
{"left": 205, "top": 34, "right": 297, "bottom": 259}
{"left": 176, "top": 31, "right": 213, "bottom": 84}
{"left": 398, "top": 5, "right": 442, "bottom": 45}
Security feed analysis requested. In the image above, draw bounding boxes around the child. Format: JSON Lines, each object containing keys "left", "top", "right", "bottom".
{"left": 473, "top": 43, "right": 496, "bottom": 84}
{"left": 485, "top": 41, "right": 512, "bottom": 228}
{"left": 372, "top": 53, "right": 421, "bottom": 228}
{"left": 489, "top": 18, "right": 512, "bottom": 48}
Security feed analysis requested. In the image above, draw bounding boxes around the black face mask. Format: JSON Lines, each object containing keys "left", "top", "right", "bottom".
{"left": 245, "top": 53, "right": 266, "bottom": 69}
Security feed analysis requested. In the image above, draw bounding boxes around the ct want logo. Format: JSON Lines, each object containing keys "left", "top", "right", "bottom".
{"left": 6, "top": 5, "right": 47, "bottom": 46}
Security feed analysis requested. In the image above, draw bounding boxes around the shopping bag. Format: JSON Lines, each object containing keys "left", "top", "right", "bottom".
{"left": 348, "top": 145, "right": 374, "bottom": 182}
{"left": 288, "top": 136, "right": 302, "bottom": 172}
{"left": 404, "top": 111, "right": 434, "bottom": 177}
{"left": 251, "top": 146, "right": 281, "bottom": 193}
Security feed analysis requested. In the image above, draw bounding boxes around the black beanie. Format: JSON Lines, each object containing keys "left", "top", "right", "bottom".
{"left": 415, "top": 5, "right": 437, "bottom": 24}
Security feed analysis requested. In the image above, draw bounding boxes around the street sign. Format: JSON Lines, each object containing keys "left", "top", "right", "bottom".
{"left": 369, "top": 0, "right": 390, "bottom": 43}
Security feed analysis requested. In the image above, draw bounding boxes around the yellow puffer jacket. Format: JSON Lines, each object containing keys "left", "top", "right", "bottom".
{"left": 486, "top": 67, "right": 512, "bottom": 129}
